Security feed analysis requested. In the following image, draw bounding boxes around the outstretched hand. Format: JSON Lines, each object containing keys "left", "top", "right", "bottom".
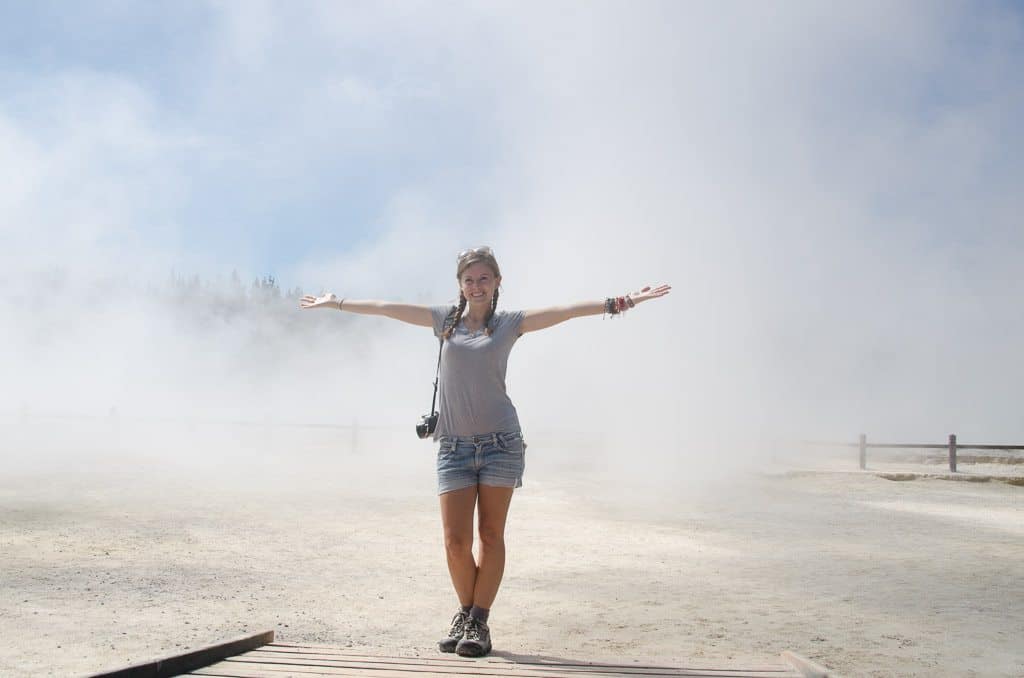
{"left": 299, "top": 292, "right": 339, "bottom": 309}
{"left": 630, "top": 283, "right": 671, "bottom": 305}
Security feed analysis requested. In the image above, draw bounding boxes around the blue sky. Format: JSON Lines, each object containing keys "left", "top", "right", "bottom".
{"left": 2, "top": 2, "right": 1022, "bottom": 282}
{"left": 2, "top": 1, "right": 510, "bottom": 278}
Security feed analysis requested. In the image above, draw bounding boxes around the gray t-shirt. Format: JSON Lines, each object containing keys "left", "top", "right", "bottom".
{"left": 429, "top": 305, "right": 525, "bottom": 439}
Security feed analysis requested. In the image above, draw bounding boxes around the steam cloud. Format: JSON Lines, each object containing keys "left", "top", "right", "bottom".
{"left": 2, "top": 2, "right": 1022, "bottom": 489}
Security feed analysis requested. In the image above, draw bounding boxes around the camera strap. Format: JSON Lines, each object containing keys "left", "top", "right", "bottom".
{"left": 428, "top": 337, "right": 443, "bottom": 416}
{"left": 428, "top": 307, "right": 458, "bottom": 420}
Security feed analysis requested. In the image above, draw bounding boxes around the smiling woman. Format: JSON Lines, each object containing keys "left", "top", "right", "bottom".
{"left": 299, "top": 246, "right": 670, "bottom": 658}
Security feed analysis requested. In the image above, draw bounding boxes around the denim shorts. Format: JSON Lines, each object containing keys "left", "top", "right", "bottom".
{"left": 436, "top": 431, "right": 527, "bottom": 495}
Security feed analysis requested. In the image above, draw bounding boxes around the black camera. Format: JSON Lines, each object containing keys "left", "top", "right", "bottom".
{"left": 416, "top": 412, "right": 438, "bottom": 439}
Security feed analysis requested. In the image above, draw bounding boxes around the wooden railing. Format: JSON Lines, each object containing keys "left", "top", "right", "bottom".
{"left": 819, "top": 434, "right": 1024, "bottom": 472}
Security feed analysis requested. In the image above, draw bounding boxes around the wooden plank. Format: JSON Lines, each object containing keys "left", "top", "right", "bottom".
{"left": 193, "top": 658, "right": 794, "bottom": 678}
{"left": 223, "top": 655, "right": 767, "bottom": 675}
{"left": 89, "top": 630, "right": 275, "bottom": 678}
{"left": 194, "top": 667, "right": 494, "bottom": 678}
{"left": 805, "top": 439, "right": 1024, "bottom": 450}
{"left": 192, "top": 670, "right": 789, "bottom": 678}
{"left": 249, "top": 651, "right": 790, "bottom": 675}
{"left": 236, "top": 650, "right": 792, "bottom": 675}
{"left": 261, "top": 645, "right": 790, "bottom": 673}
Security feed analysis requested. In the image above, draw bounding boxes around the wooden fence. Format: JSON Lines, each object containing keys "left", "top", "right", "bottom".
{"left": 825, "top": 434, "right": 1024, "bottom": 472}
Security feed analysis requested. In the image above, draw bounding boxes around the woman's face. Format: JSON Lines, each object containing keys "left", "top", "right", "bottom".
{"left": 458, "top": 261, "right": 500, "bottom": 308}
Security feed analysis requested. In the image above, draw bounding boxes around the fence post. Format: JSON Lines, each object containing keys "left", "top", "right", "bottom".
{"left": 859, "top": 433, "right": 867, "bottom": 470}
{"left": 948, "top": 433, "right": 957, "bottom": 472}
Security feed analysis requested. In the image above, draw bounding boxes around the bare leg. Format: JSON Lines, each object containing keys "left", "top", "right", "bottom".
{"left": 472, "top": 484, "right": 515, "bottom": 609}
{"left": 439, "top": 485, "right": 478, "bottom": 607}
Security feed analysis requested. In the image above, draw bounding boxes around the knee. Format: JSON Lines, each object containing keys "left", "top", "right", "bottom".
{"left": 444, "top": 531, "right": 473, "bottom": 557}
{"left": 477, "top": 524, "right": 505, "bottom": 551}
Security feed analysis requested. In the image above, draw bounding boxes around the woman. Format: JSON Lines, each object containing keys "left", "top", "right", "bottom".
{"left": 300, "top": 246, "right": 670, "bottom": 657}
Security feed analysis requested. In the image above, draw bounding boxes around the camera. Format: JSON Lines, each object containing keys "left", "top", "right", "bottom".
{"left": 416, "top": 412, "right": 438, "bottom": 439}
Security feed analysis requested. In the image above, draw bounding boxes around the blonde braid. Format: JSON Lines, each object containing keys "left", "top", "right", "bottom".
{"left": 443, "top": 295, "right": 467, "bottom": 340}
{"left": 483, "top": 288, "right": 499, "bottom": 336}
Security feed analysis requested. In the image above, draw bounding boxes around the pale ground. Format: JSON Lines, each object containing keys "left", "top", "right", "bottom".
{"left": 1, "top": 418, "right": 1022, "bottom": 677}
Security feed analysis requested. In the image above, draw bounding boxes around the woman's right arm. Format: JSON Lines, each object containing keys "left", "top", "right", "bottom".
{"left": 299, "top": 293, "right": 434, "bottom": 328}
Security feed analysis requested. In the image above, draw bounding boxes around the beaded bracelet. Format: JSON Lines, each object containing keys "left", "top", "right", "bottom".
{"left": 605, "top": 296, "right": 629, "bottom": 317}
{"left": 604, "top": 294, "right": 637, "bottom": 318}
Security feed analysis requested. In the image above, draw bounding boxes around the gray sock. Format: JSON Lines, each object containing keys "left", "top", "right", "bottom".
{"left": 469, "top": 605, "right": 489, "bottom": 623}
{"left": 461, "top": 605, "right": 472, "bottom": 615}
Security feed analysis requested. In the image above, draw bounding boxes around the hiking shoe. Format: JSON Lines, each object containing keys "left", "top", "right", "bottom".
{"left": 456, "top": 616, "right": 492, "bottom": 657}
{"left": 439, "top": 610, "right": 467, "bottom": 653}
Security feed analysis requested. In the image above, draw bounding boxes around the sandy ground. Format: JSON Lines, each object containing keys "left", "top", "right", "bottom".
{"left": 1, "top": 419, "right": 1023, "bottom": 677}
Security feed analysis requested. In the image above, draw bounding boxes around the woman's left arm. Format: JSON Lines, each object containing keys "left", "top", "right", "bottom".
{"left": 519, "top": 284, "right": 671, "bottom": 334}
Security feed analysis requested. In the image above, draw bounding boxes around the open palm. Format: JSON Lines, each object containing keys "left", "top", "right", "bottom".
{"left": 630, "top": 283, "right": 671, "bottom": 304}
{"left": 299, "top": 292, "right": 339, "bottom": 309}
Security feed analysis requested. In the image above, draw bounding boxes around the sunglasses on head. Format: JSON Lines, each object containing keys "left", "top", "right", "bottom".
{"left": 457, "top": 246, "right": 493, "bottom": 261}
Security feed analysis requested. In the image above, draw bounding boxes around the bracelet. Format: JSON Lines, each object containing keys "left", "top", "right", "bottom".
{"left": 604, "top": 294, "right": 635, "bottom": 318}
{"left": 337, "top": 298, "right": 345, "bottom": 311}
{"left": 605, "top": 297, "right": 624, "bottom": 317}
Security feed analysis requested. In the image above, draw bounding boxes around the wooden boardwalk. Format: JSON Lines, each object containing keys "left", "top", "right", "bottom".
{"left": 90, "top": 631, "right": 833, "bottom": 678}
{"left": 188, "top": 643, "right": 819, "bottom": 678}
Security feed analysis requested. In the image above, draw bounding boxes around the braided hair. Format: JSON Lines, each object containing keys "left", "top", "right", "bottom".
{"left": 443, "top": 250, "right": 502, "bottom": 339}
{"left": 484, "top": 288, "right": 499, "bottom": 336}
{"left": 442, "top": 295, "right": 467, "bottom": 340}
